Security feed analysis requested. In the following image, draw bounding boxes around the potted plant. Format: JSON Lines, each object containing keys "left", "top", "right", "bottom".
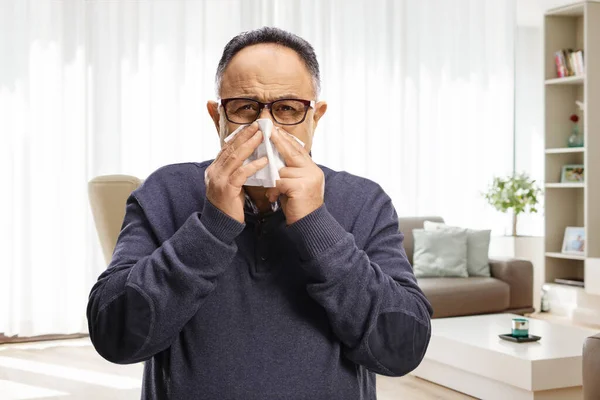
{"left": 483, "top": 172, "right": 542, "bottom": 236}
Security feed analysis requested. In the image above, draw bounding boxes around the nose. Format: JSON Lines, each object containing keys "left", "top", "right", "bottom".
{"left": 258, "top": 105, "right": 272, "bottom": 120}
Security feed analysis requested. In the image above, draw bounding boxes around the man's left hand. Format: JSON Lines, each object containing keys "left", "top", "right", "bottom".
{"left": 266, "top": 127, "right": 324, "bottom": 225}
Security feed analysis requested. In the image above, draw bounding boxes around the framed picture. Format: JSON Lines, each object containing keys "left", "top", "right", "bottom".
{"left": 561, "top": 226, "right": 585, "bottom": 255}
{"left": 561, "top": 164, "right": 584, "bottom": 183}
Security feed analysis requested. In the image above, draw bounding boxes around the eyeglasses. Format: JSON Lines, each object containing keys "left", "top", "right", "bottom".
{"left": 219, "top": 98, "right": 315, "bottom": 126}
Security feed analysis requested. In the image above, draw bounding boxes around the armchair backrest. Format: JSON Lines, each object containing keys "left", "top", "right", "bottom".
{"left": 88, "top": 175, "right": 143, "bottom": 265}
{"left": 584, "top": 334, "right": 600, "bottom": 399}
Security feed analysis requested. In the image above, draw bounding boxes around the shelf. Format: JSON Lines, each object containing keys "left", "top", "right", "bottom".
{"left": 545, "top": 252, "right": 586, "bottom": 261}
{"left": 545, "top": 147, "right": 585, "bottom": 154}
{"left": 545, "top": 183, "right": 585, "bottom": 188}
{"left": 545, "top": 76, "right": 585, "bottom": 85}
{"left": 543, "top": 283, "right": 585, "bottom": 293}
{"left": 545, "top": 2, "right": 584, "bottom": 17}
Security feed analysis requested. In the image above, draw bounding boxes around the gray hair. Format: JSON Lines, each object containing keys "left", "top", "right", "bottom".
{"left": 215, "top": 27, "right": 321, "bottom": 98}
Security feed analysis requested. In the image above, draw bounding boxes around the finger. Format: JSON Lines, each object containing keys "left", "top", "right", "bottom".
{"left": 278, "top": 167, "right": 305, "bottom": 179}
{"left": 275, "top": 177, "right": 297, "bottom": 196}
{"left": 218, "top": 122, "right": 259, "bottom": 158}
{"left": 270, "top": 127, "right": 309, "bottom": 167}
{"left": 228, "top": 121, "right": 260, "bottom": 149}
{"left": 280, "top": 194, "right": 288, "bottom": 212}
{"left": 265, "top": 187, "right": 281, "bottom": 203}
{"left": 279, "top": 127, "right": 306, "bottom": 148}
{"left": 229, "top": 156, "right": 269, "bottom": 187}
{"left": 221, "top": 129, "right": 266, "bottom": 175}
{"left": 216, "top": 122, "right": 259, "bottom": 166}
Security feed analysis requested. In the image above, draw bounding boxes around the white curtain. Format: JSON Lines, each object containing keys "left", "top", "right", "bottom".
{"left": 0, "top": 0, "right": 515, "bottom": 336}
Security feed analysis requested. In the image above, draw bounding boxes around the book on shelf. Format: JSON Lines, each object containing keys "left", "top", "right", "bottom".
{"left": 554, "top": 49, "right": 585, "bottom": 78}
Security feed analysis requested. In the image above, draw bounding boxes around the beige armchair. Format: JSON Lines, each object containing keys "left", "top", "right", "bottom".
{"left": 584, "top": 333, "right": 600, "bottom": 399}
{"left": 88, "top": 175, "right": 143, "bottom": 265}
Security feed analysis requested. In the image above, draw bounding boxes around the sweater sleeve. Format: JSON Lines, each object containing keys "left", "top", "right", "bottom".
{"left": 87, "top": 194, "right": 245, "bottom": 365}
{"left": 285, "top": 191, "right": 433, "bottom": 377}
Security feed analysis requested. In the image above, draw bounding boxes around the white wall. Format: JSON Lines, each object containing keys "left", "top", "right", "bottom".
{"left": 513, "top": 0, "right": 576, "bottom": 236}
{"left": 514, "top": 24, "right": 544, "bottom": 236}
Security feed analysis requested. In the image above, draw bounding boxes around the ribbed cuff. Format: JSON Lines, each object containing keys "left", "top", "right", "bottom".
{"left": 200, "top": 200, "right": 245, "bottom": 244}
{"left": 286, "top": 204, "right": 348, "bottom": 261}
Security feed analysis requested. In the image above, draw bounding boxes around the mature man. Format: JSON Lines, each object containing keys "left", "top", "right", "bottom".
{"left": 87, "top": 27, "right": 432, "bottom": 400}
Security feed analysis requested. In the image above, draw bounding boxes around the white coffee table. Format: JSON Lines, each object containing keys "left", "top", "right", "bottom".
{"left": 412, "top": 313, "right": 597, "bottom": 400}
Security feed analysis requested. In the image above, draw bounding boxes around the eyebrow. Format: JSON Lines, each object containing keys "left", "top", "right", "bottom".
{"left": 229, "top": 94, "right": 302, "bottom": 101}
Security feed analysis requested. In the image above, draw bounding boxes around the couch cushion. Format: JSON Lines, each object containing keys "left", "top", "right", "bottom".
{"left": 423, "top": 221, "right": 492, "bottom": 277}
{"left": 417, "top": 277, "right": 510, "bottom": 318}
{"left": 412, "top": 229, "right": 469, "bottom": 278}
{"left": 398, "top": 216, "right": 444, "bottom": 264}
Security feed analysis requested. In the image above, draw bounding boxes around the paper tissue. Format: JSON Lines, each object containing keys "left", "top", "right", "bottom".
{"left": 223, "top": 118, "right": 304, "bottom": 187}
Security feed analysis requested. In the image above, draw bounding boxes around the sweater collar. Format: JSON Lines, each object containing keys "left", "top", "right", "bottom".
{"left": 244, "top": 192, "right": 280, "bottom": 215}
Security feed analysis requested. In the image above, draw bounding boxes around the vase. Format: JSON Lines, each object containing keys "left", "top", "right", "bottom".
{"left": 567, "top": 124, "right": 584, "bottom": 147}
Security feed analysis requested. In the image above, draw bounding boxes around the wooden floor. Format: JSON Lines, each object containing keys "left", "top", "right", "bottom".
{"left": 0, "top": 338, "right": 472, "bottom": 399}
{"left": 378, "top": 374, "right": 474, "bottom": 400}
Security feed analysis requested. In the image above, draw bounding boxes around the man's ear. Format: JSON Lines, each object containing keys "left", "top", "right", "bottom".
{"left": 207, "top": 101, "right": 221, "bottom": 136}
{"left": 312, "top": 101, "right": 327, "bottom": 130}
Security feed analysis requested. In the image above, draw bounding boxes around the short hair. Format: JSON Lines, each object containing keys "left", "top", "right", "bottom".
{"left": 215, "top": 27, "right": 321, "bottom": 98}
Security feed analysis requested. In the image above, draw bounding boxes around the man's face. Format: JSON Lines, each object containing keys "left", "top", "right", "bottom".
{"left": 207, "top": 44, "right": 327, "bottom": 152}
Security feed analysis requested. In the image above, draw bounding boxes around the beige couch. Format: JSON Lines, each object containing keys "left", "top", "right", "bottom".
{"left": 399, "top": 217, "right": 535, "bottom": 318}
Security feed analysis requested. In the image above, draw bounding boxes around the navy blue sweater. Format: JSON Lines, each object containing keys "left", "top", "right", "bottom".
{"left": 87, "top": 161, "right": 432, "bottom": 400}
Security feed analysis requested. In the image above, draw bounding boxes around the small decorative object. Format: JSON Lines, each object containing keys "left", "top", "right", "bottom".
{"left": 483, "top": 173, "right": 542, "bottom": 236}
{"left": 540, "top": 285, "right": 550, "bottom": 312}
{"left": 567, "top": 114, "right": 584, "bottom": 147}
{"left": 561, "top": 226, "right": 585, "bottom": 255}
{"left": 499, "top": 333, "right": 541, "bottom": 343}
{"left": 499, "top": 318, "right": 541, "bottom": 343}
{"left": 560, "top": 164, "right": 584, "bottom": 183}
{"left": 512, "top": 318, "right": 529, "bottom": 337}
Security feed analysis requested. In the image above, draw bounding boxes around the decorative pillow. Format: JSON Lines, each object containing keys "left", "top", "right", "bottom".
{"left": 412, "top": 229, "right": 468, "bottom": 278}
{"left": 423, "top": 221, "right": 491, "bottom": 277}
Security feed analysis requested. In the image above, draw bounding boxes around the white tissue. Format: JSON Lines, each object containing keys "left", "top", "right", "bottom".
{"left": 223, "top": 119, "right": 304, "bottom": 187}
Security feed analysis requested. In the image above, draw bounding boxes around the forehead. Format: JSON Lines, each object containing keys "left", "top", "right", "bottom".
{"left": 220, "top": 43, "right": 314, "bottom": 99}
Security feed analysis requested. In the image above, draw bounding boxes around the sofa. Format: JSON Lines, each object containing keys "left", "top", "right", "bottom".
{"left": 398, "top": 217, "right": 535, "bottom": 318}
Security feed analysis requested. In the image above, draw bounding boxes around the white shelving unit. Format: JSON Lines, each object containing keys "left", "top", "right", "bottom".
{"left": 545, "top": 252, "right": 586, "bottom": 261}
{"left": 544, "top": 147, "right": 585, "bottom": 154}
{"left": 545, "top": 182, "right": 585, "bottom": 188}
{"left": 545, "top": 75, "right": 586, "bottom": 85}
{"left": 544, "top": 2, "right": 600, "bottom": 318}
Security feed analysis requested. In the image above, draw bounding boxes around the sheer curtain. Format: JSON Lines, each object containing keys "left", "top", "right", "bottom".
{"left": 0, "top": 0, "right": 515, "bottom": 336}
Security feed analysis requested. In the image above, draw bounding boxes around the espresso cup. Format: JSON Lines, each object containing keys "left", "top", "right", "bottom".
{"left": 512, "top": 318, "right": 529, "bottom": 337}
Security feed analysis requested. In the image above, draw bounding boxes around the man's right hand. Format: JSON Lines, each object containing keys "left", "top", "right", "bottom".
{"left": 205, "top": 122, "right": 268, "bottom": 223}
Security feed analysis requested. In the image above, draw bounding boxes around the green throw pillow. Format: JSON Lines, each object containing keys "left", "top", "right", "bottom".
{"left": 423, "top": 221, "right": 491, "bottom": 277}
{"left": 412, "top": 229, "right": 468, "bottom": 278}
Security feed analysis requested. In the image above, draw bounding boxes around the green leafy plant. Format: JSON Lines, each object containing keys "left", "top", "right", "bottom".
{"left": 483, "top": 173, "right": 542, "bottom": 236}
